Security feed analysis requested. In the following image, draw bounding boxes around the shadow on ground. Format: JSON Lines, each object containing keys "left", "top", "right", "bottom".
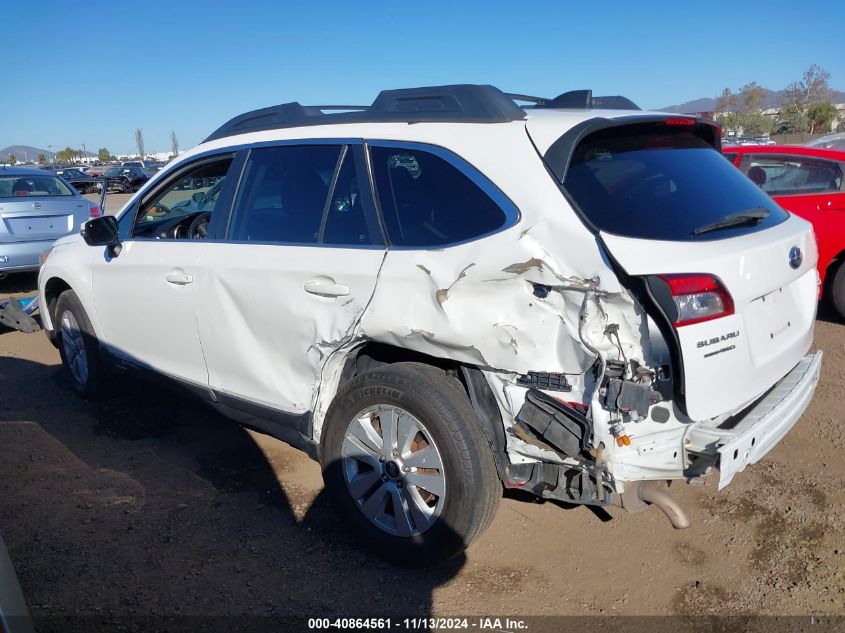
{"left": 0, "top": 354, "right": 464, "bottom": 631}
{"left": 0, "top": 272, "right": 38, "bottom": 296}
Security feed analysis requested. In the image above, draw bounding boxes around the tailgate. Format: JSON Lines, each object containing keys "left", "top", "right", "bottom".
{"left": 540, "top": 117, "right": 821, "bottom": 422}
{"left": 602, "top": 215, "right": 818, "bottom": 421}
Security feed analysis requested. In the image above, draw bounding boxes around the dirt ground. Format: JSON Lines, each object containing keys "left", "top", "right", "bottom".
{"left": 1, "top": 269, "right": 844, "bottom": 625}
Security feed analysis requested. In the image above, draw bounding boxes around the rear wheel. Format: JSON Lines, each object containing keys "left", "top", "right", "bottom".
{"left": 55, "top": 290, "right": 105, "bottom": 399}
{"left": 320, "top": 362, "right": 500, "bottom": 566}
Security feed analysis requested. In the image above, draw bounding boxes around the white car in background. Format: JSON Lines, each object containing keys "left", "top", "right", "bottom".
{"left": 38, "top": 84, "right": 822, "bottom": 565}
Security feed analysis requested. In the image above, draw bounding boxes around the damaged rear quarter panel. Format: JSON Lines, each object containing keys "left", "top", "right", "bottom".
{"left": 345, "top": 128, "right": 675, "bottom": 472}
{"left": 354, "top": 128, "right": 642, "bottom": 404}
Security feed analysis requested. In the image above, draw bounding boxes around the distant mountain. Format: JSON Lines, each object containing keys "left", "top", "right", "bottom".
{"left": 659, "top": 88, "right": 845, "bottom": 114}
{"left": 0, "top": 145, "right": 55, "bottom": 162}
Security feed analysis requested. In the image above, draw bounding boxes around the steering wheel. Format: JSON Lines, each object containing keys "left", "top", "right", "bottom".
{"left": 188, "top": 212, "right": 212, "bottom": 240}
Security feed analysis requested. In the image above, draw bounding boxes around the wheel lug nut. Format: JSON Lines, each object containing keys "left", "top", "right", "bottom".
{"left": 402, "top": 466, "right": 410, "bottom": 473}
{"left": 381, "top": 475, "right": 387, "bottom": 482}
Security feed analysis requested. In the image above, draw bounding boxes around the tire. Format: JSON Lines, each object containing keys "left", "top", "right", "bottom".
{"left": 828, "top": 259, "right": 845, "bottom": 321}
{"left": 320, "top": 362, "right": 501, "bottom": 566}
{"left": 55, "top": 290, "right": 105, "bottom": 399}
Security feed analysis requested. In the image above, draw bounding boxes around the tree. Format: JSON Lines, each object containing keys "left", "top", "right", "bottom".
{"left": 170, "top": 130, "right": 179, "bottom": 157}
{"left": 716, "top": 87, "right": 735, "bottom": 113}
{"left": 807, "top": 103, "right": 838, "bottom": 134}
{"left": 38, "top": 153, "right": 46, "bottom": 165}
{"left": 135, "top": 128, "right": 145, "bottom": 159}
{"left": 777, "top": 103, "right": 809, "bottom": 134}
{"left": 716, "top": 111, "right": 774, "bottom": 136}
{"left": 58, "top": 147, "right": 80, "bottom": 164}
{"left": 785, "top": 64, "right": 832, "bottom": 108}
{"left": 739, "top": 82, "right": 766, "bottom": 112}
{"left": 7, "top": 154, "right": 16, "bottom": 165}
{"left": 779, "top": 65, "right": 833, "bottom": 134}
{"left": 98, "top": 147, "right": 111, "bottom": 163}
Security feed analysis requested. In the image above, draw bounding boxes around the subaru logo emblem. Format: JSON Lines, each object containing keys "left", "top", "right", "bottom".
{"left": 788, "top": 246, "right": 802, "bottom": 269}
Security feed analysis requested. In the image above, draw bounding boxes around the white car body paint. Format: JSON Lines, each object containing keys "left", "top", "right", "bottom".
{"left": 38, "top": 104, "right": 822, "bottom": 499}
{"left": 91, "top": 240, "right": 209, "bottom": 386}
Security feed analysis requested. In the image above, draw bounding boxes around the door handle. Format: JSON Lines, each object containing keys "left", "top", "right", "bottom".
{"left": 303, "top": 278, "right": 350, "bottom": 297}
{"left": 165, "top": 269, "right": 193, "bottom": 285}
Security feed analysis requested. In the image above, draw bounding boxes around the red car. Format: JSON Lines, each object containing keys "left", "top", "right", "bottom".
{"left": 723, "top": 144, "right": 845, "bottom": 317}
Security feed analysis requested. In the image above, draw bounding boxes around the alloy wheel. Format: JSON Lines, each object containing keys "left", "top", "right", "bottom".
{"left": 341, "top": 405, "right": 446, "bottom": 537}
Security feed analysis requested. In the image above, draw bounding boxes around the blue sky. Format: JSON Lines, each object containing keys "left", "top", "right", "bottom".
{"left": 2, "top": 0, "right": 843, "bottom": 156}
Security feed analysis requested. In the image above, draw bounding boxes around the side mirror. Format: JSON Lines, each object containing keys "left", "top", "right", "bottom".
{"left": 81, "top": 215, "right": 119, "bottom": 247}
{"left": 192, "top": 191, "right": 206, "bottom": 204}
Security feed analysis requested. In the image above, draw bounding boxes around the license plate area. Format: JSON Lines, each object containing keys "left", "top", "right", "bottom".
{"left": 5, "top": 215, "right": 71, "bottom": 235}
{"left": 744, "top": 286, "right": 801, "bottom": 361}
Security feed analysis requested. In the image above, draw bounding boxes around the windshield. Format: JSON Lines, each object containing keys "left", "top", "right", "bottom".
{"left": 560, "top": 125, "right": 789, "bottom": 241}
{"left": 0, "top": 174, "right": 75, "bottom": 198}
{"left": 105, "top": 168, "right": 128, "bottom": 176}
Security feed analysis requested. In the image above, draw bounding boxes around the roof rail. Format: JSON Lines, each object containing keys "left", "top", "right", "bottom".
{"left": 204, "top": 84, "right": 527, "bottom": 143}
{"left": 536, "top": 89, "right": 640, "bottom": 111}
{"left": 203, "top": 84, "right": 639, "bottom": 143}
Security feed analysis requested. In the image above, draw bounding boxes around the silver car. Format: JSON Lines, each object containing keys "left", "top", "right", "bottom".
{"left": 0, "top": 167, "right": 99, "bottom": 277}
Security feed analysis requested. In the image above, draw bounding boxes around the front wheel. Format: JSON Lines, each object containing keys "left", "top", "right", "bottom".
{"left": 828, "top": 259, "right": 845, "bottom": 321}
{"left": 320, "top": 362, "right": 500, "bottom": 566}
{"left": 55, "top": 289, "right": 105, "bottom": 399}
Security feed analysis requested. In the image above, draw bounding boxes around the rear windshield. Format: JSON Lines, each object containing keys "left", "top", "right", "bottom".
{"left": 0, "top": 175, "right": 74, "bottom": 198}
{"left": 561, "top": 125, "right": 789, "bottom": 241}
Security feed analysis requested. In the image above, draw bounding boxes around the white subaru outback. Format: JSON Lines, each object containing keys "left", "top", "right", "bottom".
{"left": 38, "top": 85, "right": 822, "bottom": 565}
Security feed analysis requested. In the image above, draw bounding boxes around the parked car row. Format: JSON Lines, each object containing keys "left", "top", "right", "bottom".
{"left": 722, "top": 134, "right": 776, "bottom": 146}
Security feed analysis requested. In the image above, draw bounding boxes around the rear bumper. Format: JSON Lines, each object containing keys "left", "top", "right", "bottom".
{"left": 0, "top": 239, "right": 56, "bottom": 273}
{"left": 686, "top": 351, "right": 823, "bottom": 489}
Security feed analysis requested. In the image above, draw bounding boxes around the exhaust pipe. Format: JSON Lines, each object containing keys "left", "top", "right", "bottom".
{"left": 612, "top": 480, "right": 691, "bottom": 529}
{"left": 637, "top": 481, "right": 691, "bottom": 529}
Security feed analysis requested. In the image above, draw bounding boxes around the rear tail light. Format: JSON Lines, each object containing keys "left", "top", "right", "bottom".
{"left": 89, "top": 206, "right": 101, "bottom": 218}
{"left": 658, "top": 274, "right": 734, "bottom": 327}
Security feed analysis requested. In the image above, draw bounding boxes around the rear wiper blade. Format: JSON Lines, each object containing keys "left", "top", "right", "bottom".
{"left": 691, "top": 207, "right": 770, "bottom": 237}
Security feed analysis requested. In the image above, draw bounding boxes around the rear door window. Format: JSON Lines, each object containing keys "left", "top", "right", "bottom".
{"left": 369, "top": 144, "right": 515, "bottom": 247}
{"left": 746, "top": 154, "right": 843, "bottom": 196}
{"left": 560, "top": 125, "right": 789, "bottom": 241}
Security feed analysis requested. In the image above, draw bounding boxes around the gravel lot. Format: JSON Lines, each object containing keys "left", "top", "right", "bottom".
{"left": 1, "top": 267, "right": 844, "bottom": 625}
